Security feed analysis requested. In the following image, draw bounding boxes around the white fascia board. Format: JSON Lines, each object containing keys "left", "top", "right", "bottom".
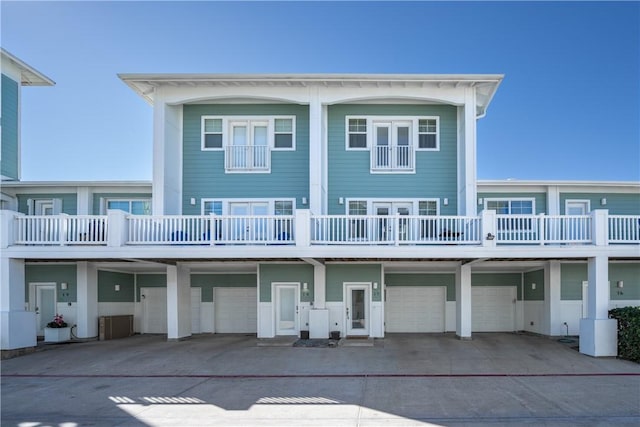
{"left": 478, "top": 180, "right": 640, "bottom": 193}
{"left": 4, "top": 244, "right": 638, "bottom": 262}
{"left": 0, "top": 48, "right": 55, "bottom": 86}
{"left": 119, "top": 73, "right": 503, "bottom": 111}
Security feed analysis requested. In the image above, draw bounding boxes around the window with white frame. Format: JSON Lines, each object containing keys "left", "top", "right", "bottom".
{"left": 486, "top": 198, "right": 535, "bottom": 233}
{"left": 201, "top": 116, "right": 296, "bottom": 172}
{"left": 346, "top": 116, "right": 440, "bottom": 172}
{"left": 104, "top": 199, "right": 151, "bottom": 215}
{"left": 347, "top": 118, "right": 368, "bottom": 149}
{"left": 418, "top": 118, "right": 438, "bottom": 149}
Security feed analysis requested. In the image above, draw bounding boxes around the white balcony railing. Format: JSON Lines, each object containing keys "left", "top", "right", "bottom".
{"left": 7, "top": 211, "right": 640, "bottom": 247}
{"left": 225, "top": 146, "right": 270, "bottom": 171}
{"left": 496, "top": 214, "right": 592, "bottom": 244}
{"left": 609, "top": 215, "right": 640, "bottom": 243}
{"left": 14, "top": 215, "right": 108, "bottom": 245}
{"left": 311, "top": 215, "right": 481, "bottom": 245}
{"left": 371, "top": 146, "right": 414, "bottom": 171}
{"left": 127, "top": 215, "right": 295, "bottom": 245}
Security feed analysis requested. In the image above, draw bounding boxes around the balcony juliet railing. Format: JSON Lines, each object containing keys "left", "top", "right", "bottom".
{"left": 371, "top": 146, "right": 414, "bottom": 171}
{"left": 7, "top": 211, "right": 640, "bottom": 247}
{"left": 225, "top": 146, "right": 270, "bottom": 171}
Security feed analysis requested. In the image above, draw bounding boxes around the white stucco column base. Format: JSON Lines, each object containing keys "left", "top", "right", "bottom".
{"left": 1, "top": 311, "right": 36, "bottom": 350}
{"left": 579, "top": 318, "right": 618, "bottom": 357}
{"left": 309, "top": 309, "right": 329, "bottom": 339}
{"left": 76, "top": 262, "right": 98, "bottom": 339}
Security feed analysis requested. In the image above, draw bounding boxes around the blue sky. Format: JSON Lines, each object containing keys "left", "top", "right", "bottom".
{"left": 2, "top": 1, "right": 639, "bottom": 182}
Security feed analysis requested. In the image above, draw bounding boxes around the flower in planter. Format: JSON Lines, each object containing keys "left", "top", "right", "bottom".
{"left": 46, "top": 314, "right": 68, "bottom": 328}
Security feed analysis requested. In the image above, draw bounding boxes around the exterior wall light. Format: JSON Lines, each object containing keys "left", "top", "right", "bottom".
{"left": 115, "top": 284, "right": 120, "bottom": 292}
{"left": 339, "top": 197, "right": 344, "bottom": 205}
{"left": 486, "top": 233, "right": 495, "bottom": 240}
{"left": 302, "top": 283, "right": 309, "bottom": 294}
{"left": 443, "top": 198, "right": 449, "bottom": 206}
{"left": 617, "top": 280, "right": 624, "bottom": 288}
{"left": 60, "top": 282, "right": 68, "bottom": 290}
{"left": 601, "top": 198, "right": 607, "bottom": 206}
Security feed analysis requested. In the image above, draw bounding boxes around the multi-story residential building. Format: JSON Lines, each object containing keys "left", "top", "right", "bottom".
{"left": 2, "top": 50, "right": 638, "bottom": 358}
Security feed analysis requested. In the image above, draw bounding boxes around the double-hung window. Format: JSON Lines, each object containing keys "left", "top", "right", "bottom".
{"left": 202, "top": 116, "right": 295, "bottom": 173}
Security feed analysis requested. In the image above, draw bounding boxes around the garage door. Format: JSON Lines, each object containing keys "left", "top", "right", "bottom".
{"left": 214, "top": 287, "right": 257, "bottom": 333}
{"left": 141, "top": 287, "right": 202, "bottom": 334}
{"left": 385, "top": 286, "right": 446, "bottom": 333}
{"left": 472, "top": 286, "right": 516, "bottom": 332}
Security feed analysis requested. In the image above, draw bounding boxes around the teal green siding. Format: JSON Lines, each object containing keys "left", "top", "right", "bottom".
{"left": 17, "top": 193, "right": 78, "bottom": 215}
{"left": 326, "top": 264, "right": 383, "bottom": 302}
{"left": 560, "top": 262, "right": 640, "bottom": 301}
{"left": 1, "top": 74, "right": 19, "bottom": 180}
{"left": 523, "top": 269, "right": 545, "bottom": 301}
{"left": 472, "top": 273, "right": 522, "bottom": 300}
{"left": 98, "top": 271, "right": 135, "bottom": 303}
{"left": 385, "top": 273, "right": 456, "bottom": 301}
{"left": 327, "top": 105, "right": 458, "bottom": 215}
{"left": 258, "top": 264, "right": 314, "bottom": 303}
{"left": 191, "top": 273, "right": 257, "bottom": 302}
{"left": 182, "top": 104, "right": 310, "bottom": 215}
{"left": 92, "top": 193, "right": 152, "bottom": 215}
{"left": 560, "top": 193, "right": 640, "bottom": 215}
{"left": 25, "top": 264, "right": 77, "bottom": 303}
{"left": 477, "top": 192, "right": 547, "bottom": 214}
{"left": 610, "top": 263, "right": 640, "bottom": 301}
{"left": 136, "top": 273, "right": 166, "bottom": 301}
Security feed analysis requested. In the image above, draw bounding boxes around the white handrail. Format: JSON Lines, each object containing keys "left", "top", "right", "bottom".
{"left": 14, "top": 215, "right": 108, "bottom": 245}
{"left": 609, "top": 215, "right": 640, "bottom": 243}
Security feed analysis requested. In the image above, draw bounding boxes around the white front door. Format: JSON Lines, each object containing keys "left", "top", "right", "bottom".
{"left": 275, "top": 284, "right": 299, "bottom": 336}
{"left": 345, "top": 283, "right": 370, "bottom": 336}
{"left": 30, "top": 283, "right": 57, "bottom": 336}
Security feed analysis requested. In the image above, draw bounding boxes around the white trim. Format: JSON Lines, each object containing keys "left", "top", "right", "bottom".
{"left": 483, "top": 197, "right": 536, "bottom": 214}
{"left": 200, "top": 198, "right": 296, "bottom": 215}
{"left": 201, "top": 115, "right": 296, "bottom": 152}
{"left": 344, "top": 198, "right": 441, "bottom": 216}
{"left": 416, "top": 117, "right": 440, "bottom": 151}
{"left": 565, "top": 199, "right": 591, "bottom": 215}
{"left": 345, "top": 116, "right": 369, "bottom": 150}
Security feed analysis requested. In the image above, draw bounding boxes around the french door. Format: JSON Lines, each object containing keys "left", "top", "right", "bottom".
{"left": 373, "top": 202, "right": 413, "bottom": 242}
{"left": 373, "top": 121, "right": 412, "bottom": 170}
{"left": 229, "top": 202, "right": 269, "bottom": 241}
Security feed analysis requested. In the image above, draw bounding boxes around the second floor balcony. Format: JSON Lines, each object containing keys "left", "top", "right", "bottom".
{"left": 4, "top": 210, "right": 639, "bottom": 249}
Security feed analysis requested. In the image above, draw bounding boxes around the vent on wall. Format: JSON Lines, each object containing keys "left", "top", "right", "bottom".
{"left": 99, "top": 315, "right": 134, "bottom": 340}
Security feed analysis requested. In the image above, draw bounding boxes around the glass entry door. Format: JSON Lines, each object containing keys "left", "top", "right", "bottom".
{"left": 275, "top": 284, "right": 299, "bottom": 336}
{"left": 345, "top": 284, "right": 370, "bottom": 336}
{"left": 30, "top": 284, "right": 56, "bottom": 336}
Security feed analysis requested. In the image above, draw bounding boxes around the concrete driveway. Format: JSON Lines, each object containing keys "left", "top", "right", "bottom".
{"left": 2, "top": 333, "right": 639, "bottom": 426}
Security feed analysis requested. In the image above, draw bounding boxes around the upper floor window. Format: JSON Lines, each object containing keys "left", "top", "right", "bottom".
{"left": 105, "top": 199, "right": 151, "bottom": 215}
{"left": 345, "top": 116, "right": 440, "bottom": 173}
{"left": 347, "top": 118, "right": 367, "bottom": 149}
{"left": 201, "top": 116, "right": 296, "bottom": 173}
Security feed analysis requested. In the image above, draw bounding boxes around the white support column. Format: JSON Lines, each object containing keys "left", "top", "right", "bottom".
{"left": 153, "top": 96, "right": 183, "bottom": 216}
{"left": 0, "top": 257, "right": 36, "bottom": 350}
{"left": 481, "top": 209, "right": 497, "bottom": 248}
{"left": 544, "top": 261, "right": 562, "bottom": 336}
{"left": 295, "top": 209, "right": 311, "bottom": 248}
{"left": 76, "top": 262, "right": 98, "bottom": 339}
{"left": 106, "top": 209, "right": 128, "bottom": 247}
{"left": 166, "top": 263, "right": 191, "bottom": 340}
{"left": 457, "top": 87, "right": 478, "bottom": 217}
{"left": 313, "top": 263, "right": 326, "bottom": 309}
{"left": 580, "top": 256, "right": 617, "bottom": 356}
{"left": 308, "top": 87, "right": 322, "bottom": 215}
{"left": 591, "top": 209, "right": 608, "bottom": 246}
{"left": 455, "top": 262, "right": 472, "bottom": 339}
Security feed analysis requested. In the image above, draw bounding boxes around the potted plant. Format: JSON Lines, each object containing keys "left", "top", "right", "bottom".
{"left": 44, "top": 314, "right": 71, "bottom": 342}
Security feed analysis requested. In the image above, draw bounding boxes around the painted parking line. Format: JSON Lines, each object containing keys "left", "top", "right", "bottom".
{"left": 3, "top": 372, "right": 640, "bottom": 379}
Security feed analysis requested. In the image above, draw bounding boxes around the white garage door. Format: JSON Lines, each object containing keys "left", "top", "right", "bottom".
{"left": 385, "top": 286, "right": 446, "bottom": 333}
{"left": 214, "top": 287, "right": 257, "bottom": 333}
{"left": 141, "top": 287, "right": 202, "bottom": 334}
{"left": 472, "top": 286, "right": 516, "bottom": 332}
